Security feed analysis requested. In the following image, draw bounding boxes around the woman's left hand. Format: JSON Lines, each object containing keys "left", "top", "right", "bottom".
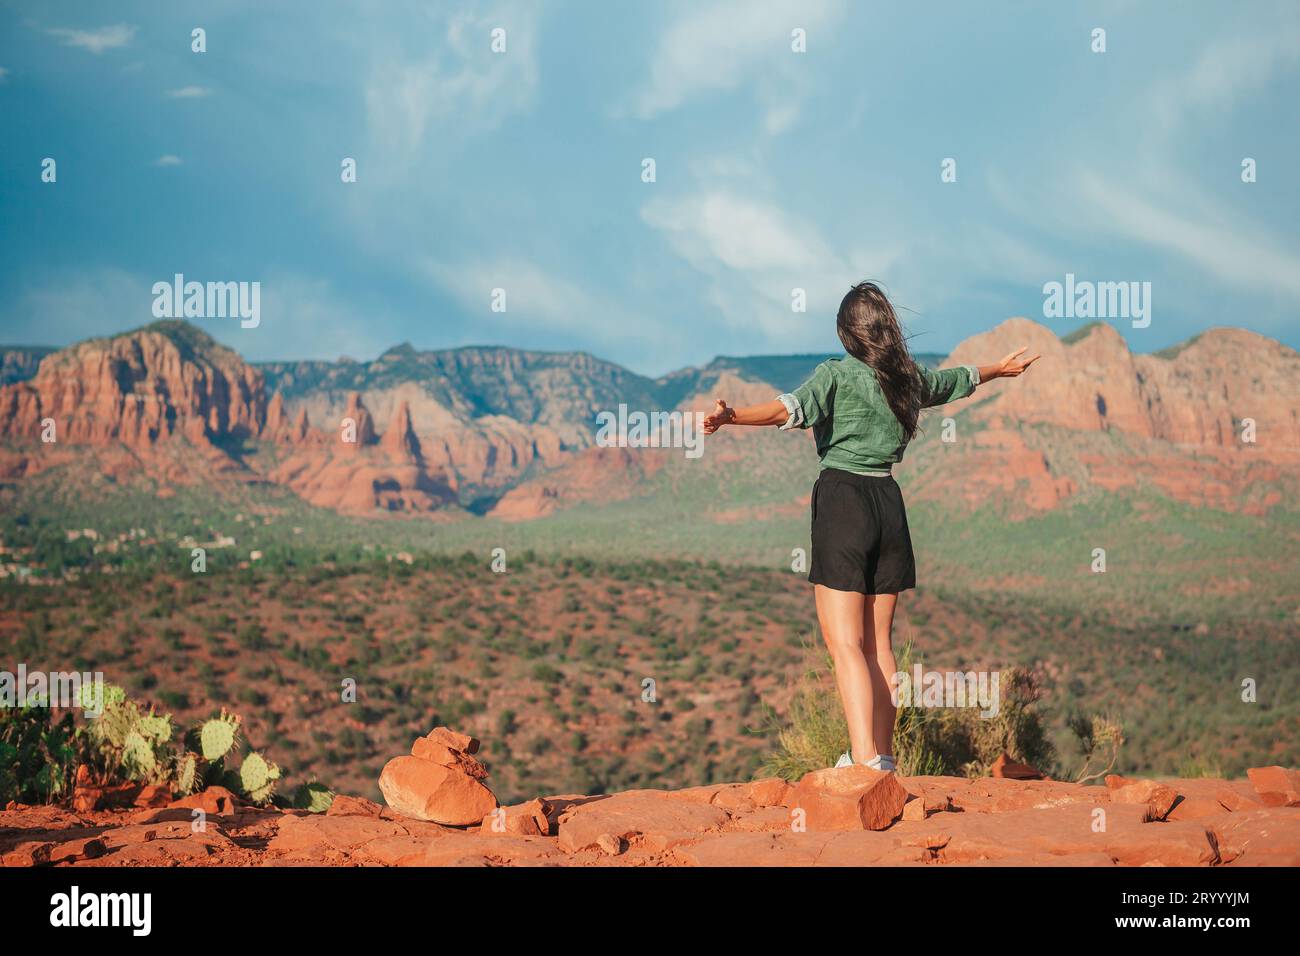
{"left": 996, "top": 346, "right": 1041, "bottom": 377}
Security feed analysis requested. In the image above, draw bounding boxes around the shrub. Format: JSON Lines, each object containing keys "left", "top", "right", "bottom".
{"left": 2, "top": 685, "right": 332, "bottom": 810}
{"left": 757, "top": 639, "right": 1062, "bottom": 780}
{"left": 0, "top": 701, "right": 79, "bottom": 804}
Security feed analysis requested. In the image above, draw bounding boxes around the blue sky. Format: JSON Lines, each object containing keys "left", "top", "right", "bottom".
{"left": 1, "top": 0, "right": 1297, "bottom": 376}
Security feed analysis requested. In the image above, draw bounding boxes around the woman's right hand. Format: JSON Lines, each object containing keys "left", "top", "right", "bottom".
{"left": 703, "top": 399, "right": 735, "bottom": 434}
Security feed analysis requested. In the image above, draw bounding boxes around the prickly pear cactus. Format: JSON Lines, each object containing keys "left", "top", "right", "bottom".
{"left": 78, "top": 682, "right": 124, "bottom": 715}
{"left": 121, "top": 731, "right": 157, "bottom": 781}
{"left": 137, "top": 713, "right": 173, "bottom": 745}
{"left": 199, "top": 711, "right": 241, "bottom": 762}
{"left": 173, "top": 752, "right": 200, "bottom": 796}
{"left": 239, "top": 751, "right": 280, "bottom": 805}
{"left": 87, "top": 684, "right": 135, "bottom": 748}
{"left": 292, "top": 781, "right": 334, "bottom": 813}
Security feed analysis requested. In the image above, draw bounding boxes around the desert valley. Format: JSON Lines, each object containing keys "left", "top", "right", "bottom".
{"left": 0, "top": 317, "right": 1295, "bottom": 847}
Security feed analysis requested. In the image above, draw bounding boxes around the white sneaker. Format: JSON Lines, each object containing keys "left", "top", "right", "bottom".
{"left": 865, "top": 754, "right": 897, "bottom": 772}
{"left": 834, "top": 751, "right": 854, "bottom": 769}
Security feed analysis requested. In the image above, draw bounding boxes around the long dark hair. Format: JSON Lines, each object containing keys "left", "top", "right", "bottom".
{"left": 836, "top": 281, "right": 923, "bottom": 439}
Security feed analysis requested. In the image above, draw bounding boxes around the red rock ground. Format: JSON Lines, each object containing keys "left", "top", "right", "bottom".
{"left": 4, "top": 771, "right": 1297, "bottom": 868}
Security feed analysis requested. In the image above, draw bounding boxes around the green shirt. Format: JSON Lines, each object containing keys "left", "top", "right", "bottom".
{"left": 777, "top": 356, "right": 979, "bottom": 473}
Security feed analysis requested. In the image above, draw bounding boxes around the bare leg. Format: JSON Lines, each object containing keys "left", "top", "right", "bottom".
{"left": 814, "top": 584, "right": 877, "bottom": 764}
{"left": 863, "top": 592, "right": 900, "bottom": 758}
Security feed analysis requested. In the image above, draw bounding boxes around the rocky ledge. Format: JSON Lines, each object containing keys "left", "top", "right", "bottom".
{"left": 3, "top": 729, "right": 1297, "bottom": 868}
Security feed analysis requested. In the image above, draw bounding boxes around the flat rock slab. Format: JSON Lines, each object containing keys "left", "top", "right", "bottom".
{"left": 673, "top": 830, "right": 924, "bottom": 867}
{"left": 902, "top": 802, "right": 1218, "bottom": 866}
{"left": 355, "top": 836, "right": 437, "bottom": 867}
{"left": 1214, "top": 807, "right": 1300, "bottom": 866}
{"left": 557, "top": 791, "right": 730, "bottom": 853}
{"left": 423, "top": 832, "right": 564, "bottom": 867}
{"left": 927, "top": 777, "right": 1105, "bottom": 814}
{"left": 2, "top": 770, "right": 1297, "bottom": 867}
{"left": 720, "top": 805, "right": 795, "bottom": 833}
{"left": 268, "top": 814, "right": 407, "bottom": 856}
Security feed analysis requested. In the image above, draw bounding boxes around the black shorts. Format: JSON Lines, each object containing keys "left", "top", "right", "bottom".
{"left": 808, "top": 468, "right": 916, "bottom": 594}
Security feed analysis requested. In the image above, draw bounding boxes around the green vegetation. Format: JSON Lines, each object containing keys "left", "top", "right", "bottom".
{"left": 0, "top": 700, "right": 78, "bottom": 804}
{"left": 758, "top": 641, "right": 1066, "bottom": 781}
{"left": 0, "top": 683, "right": 332, "bottom": 812}
{"left": 2, "top": 425, "right": 1293, "bottom": 623}
{"left": 1, "top": 419, "right": 1294, "bottom": 804}
{"left": 3, "top": 548, "right": 1291, "bottom": 807}
{"left": 1059, "top": 321, "right": 1106, "bottom": 345}
{"left": 1152, "top": 333, "right": 1204, "bottom": 360}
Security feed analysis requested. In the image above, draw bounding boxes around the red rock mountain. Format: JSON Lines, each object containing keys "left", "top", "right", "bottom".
{"left": 944, "top": 319, "right": 1299, "bottom": 448}
{"left": 908, "top": 319, "right": 1299, "bottom": 514}
{"left": 267, "top": 393, "right": 456, "bottom": 515}
{"left": 0, "top": 321, "right": 264, "bottom": 448}
{"left": 0, "top": 318, "right": 1294, "bottom": 518}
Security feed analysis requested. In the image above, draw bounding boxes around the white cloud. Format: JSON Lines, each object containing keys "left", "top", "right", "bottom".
{"left": 166, "top": 86, "right": 211, "bottom": 99}
{"left": 424, "top": 257, "right": 620, "bottom": 339}
{"left": 241, "top": 274, "right": 399, "bottom": 361}
{"left": 1145, "top": 25, "right": 1300, "bottom": 141}
{"left": 46, "top": 24, "right": 136, "bottom": 55}
{"left": 1075, "top": 170, "right": 1300, "bottom": 298}
{"left": 986, "top": 21, "right": 1300, "bottom": 305}
{"left": 9, "top": 268, "right": 148, "bottom": 345}
{"left": 363, "top": 3, "right": 538, "bottom": 165}
{"left": 641, "top": 191, "right": 890, "bottom": 339}
{"left": 962, "top": 226, "right": 1061, "bottom": 285}
{"left": 154, "top": 155, "right": 183, "bottom": 167}
{"left": 628, "top": 0, "right": 844, "bottom": 122}
{"left": 644, "top": 192, "right": 830, "bottom": 273}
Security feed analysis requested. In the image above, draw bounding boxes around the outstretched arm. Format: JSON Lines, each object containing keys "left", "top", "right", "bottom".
{"left": 707, "top": 359, "right": 835, "bottom": 434}
{"left": 921, "top": 346, "right": 1042, "bottom": 407}
{"left": 977, "top": 346, "right": 1040, "bottom": 383}
{"left": 703, "top": 398, "right": 787, "bottom": 434}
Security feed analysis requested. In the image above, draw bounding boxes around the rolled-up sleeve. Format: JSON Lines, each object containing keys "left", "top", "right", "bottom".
{"left": 776, "top": 392, "right": 802, "bottom": 430}
{"left": 920, "top": 364, "right": 978, "bottom": 408}
{"left": 782, "top": 362, "right": 835, "bottom": 429}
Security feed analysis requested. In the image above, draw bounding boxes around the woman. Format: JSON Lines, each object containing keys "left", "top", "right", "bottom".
{"left": 703, "top": 281, "right": 1039, "bottom": 772}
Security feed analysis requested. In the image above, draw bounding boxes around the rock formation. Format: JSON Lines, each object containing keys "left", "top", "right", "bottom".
{"left": 944, "top": 320, "right": 1300, "bottom": 449}
{"left": 378, "top": 727, "right": 497, "bottom": 825}
{"left": 267, "top": 392, "right": 457, "bottom": 514}
{"left": 0, "top": 317, "right": 1294, "bottom": 520}
{"left": 3, "top": 733, "right": 1296, "bottom": 867}
{"left": 895, "top": 319, "right": 1300, "bottom": 515}
{"left": 380, "top": 400, "right": 421, "bottom": 461}
{"left": 0, "top": 320, "right": 265, "bottom": 448}
{"left": 340, "top": 391, "right": 376, "bottom": 447}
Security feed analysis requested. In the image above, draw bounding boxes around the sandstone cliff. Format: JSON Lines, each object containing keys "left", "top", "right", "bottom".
{"left": 1, "top": 318, "right": 1293, "bottom": 520}
{"left": 0, "top": 321, "right": 264, "bottom": 448}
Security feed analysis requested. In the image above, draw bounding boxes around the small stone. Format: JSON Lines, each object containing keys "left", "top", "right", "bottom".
{"left": 596, "top": 833, "right": 624, "bottom": 856}
{"left": 1109, "top": 780, "right": 1179, "bottom": 820}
